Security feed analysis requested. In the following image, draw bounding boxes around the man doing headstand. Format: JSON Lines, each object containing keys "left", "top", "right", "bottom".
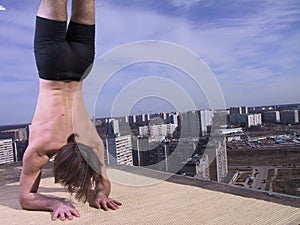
{"left": 19, "top": 0, "right": 121, "bottom": 221}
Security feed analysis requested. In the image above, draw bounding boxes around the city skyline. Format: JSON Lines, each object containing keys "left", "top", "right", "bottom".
{"left": 1, "top": 0, "right": 300, "bottom": 125}
{"left": 1, "top": 102, "right": 299, "bottom": 128}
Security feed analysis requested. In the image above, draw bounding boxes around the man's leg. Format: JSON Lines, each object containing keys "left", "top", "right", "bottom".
{"left": 37, "top": 0, "right": 68, "bottom": 21}
{"left": 71, "top": 0, "right": 95, "bottom": 25}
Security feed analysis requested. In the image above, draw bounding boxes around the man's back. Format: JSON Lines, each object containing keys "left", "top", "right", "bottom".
{"left": 30, "top": 79, "right": 79, "bottom": 154}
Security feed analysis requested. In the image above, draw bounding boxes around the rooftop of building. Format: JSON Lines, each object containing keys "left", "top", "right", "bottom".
{"left": 0, "top": 162, "right": 299, "bottom": 225}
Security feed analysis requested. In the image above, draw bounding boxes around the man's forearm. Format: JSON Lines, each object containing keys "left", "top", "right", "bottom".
{"left": 20, "top": 192, "right": 61, "bottom": 211}
{"left": 95, "top": 177, "right": 111, "bottom": 196}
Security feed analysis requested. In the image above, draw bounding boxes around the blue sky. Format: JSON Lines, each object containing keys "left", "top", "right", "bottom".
{"left": 0, "top": 0, "right": 300, "bottom": 125}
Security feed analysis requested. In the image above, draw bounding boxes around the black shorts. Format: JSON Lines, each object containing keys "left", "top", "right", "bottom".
{"left": 34, "top": 16, "right": 95, "bottom": 81}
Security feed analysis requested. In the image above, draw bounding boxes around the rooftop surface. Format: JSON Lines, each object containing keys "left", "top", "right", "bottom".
{"left": 0, "top": 163, "right": 299, "bottom": 225}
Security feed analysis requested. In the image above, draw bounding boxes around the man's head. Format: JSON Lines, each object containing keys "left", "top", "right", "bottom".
{"left": 53, "top": 134, "right": 102, "bottom": 202}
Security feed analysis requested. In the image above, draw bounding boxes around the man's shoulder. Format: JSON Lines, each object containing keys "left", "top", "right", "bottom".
{"left": 22, "top": 149, "right": 49, "bottom": 176}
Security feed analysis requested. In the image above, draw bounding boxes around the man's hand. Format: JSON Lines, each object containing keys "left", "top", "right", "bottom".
{"left": 91, "top": 192, "right": 122, "bottom": 211}
{"left": 51, "top": 200, "right": 80, "bottom": 221}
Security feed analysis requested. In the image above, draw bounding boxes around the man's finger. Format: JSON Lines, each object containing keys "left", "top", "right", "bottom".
{"left": 52, "top": 211, "right": 59, "bottom": 221}
{"left": 107, "top": 201, "right": 118, "bottom": 210}
{"left": 113, "top": 199, "right": 122, "bottom": 206}
{"left": 70, "top": 208, "right": 80, "bottom": 217}
{"left": 101, "top": 201, "right": 109, "bottom": 211}
{"left": 66, "top": 211, "right": 73, "bottom": 220}
{"left": 60, "top": 212, "right": 66, "bottom": 221}
{"left": 93, "top": 200, "right": 101, "bottom": 209}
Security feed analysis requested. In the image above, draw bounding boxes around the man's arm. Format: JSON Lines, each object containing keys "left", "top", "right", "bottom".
{"left": 75, "top": 133, "right": 122, "bottom": 210}
{"left": 72, "top": 82, "right": 122, "bottom": 211}
{"left": 88, "top": 144, "right": 122, "bottom": 210}
{"left": 19, "top": 148, "right": 80, "bottom": 221}
{"left": 91, "top": 177, "right": 122, "bottom": 211}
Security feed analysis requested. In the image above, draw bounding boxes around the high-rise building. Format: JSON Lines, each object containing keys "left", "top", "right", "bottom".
{"left": 105, "top": 135, "right": 133, "bottom": 166}
{"left": 230, "top": 106, "right": 248, "bottom": 115}
{"left": 204, "top": 136, "right": 228, "bottom": 182}
{"left": 110, "top": 119, "right": 120, "bottom": 136}
{"left": 148, "top": 124, "right": 177, "bottom": 142}
{"left": 139, "top": 126, "right": 149, "bottom": 137}
{"left": 229, "top": 113, "right": 262, "bottom": 128}
{"left": 0, "top": 127, "right": 28, "bottom": 141}
{"left": 0, "top": 125, "right": 29, "bottom": 162}
{"left": 166, "top": 113, "right": 179, "bottom": 126}
{"left": 195, "top": 154, "right": 210, "bottom": 180}
{"left": 263, "top": 111, "right": 280, "bottom": 123}
{"left": 280, "top": 110, "right": 299, "bottom": 124}
{"left": 179, "top": 110, "right": 201, "bottom": 138}
{"left": 179, "top": 110, "right": 214, "bottom": 137}
{"left": 249, "top": 114, "right": 262, "bottom": 127}
{"left": 103, "top": 119, "right": 121, "bottom": 137}
{"left": 142, "top": 113, "right": 150, "bottom": 122}
{"left": 200, "top": 110, "right": 214, "bottom": 136}
{"left": 125, "top": 115, "right": 134, "bottom": 125}
{"left": 0, "top": 139, "right": 14, "bottom": 164}
{"left": 132, "top": 137, "right": 171, "bottom": 172}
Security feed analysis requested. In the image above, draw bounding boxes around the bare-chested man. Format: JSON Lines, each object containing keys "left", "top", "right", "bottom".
{"left": 19, "top": 0, "right": 121, "bottom": 221}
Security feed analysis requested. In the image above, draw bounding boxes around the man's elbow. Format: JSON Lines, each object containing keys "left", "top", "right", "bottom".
{"left": 19, "top": 193, "right": 31, "bottom": 210}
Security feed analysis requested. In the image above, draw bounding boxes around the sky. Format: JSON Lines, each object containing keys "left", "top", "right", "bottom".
{"left": 0, "top": 0, "right": 299, "bottom": 125}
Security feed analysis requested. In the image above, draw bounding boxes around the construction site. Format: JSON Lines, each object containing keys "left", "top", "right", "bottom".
{"left": 226, "top": 124, "right": 300, "bottom": 197}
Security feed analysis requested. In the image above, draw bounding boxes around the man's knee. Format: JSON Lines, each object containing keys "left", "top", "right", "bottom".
{"left": 71, "top": 0, "right": 95, "bottom": 25}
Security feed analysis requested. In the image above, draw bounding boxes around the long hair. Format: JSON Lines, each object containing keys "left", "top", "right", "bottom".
{"left": 53, "top": 134, "right": 102, "bottom": 202}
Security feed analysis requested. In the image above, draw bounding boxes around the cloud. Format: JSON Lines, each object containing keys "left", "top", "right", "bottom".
{"left": 0, "top": 5, "right": 5, "bottom": 11}
{"left": 96, "top": 0, "right": 300, "bottom": 112}
{"left": 0, "top": 7, "right": 36, "bottom": 82}
{"left": 168, "top": 0, "right": 201, "bottom": 9}
{"left": 1, "top": 0, "right": 300, "bottom": 124}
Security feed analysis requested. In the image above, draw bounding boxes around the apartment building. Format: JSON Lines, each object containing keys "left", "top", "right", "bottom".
{"left": 280, "top": 110, "right": 299, "bottom": 124}
{"left": 0, "top": 139, "right": 14, "bottom": 164}
{"left": 229, "top": 113, "right": 262, "bottom": 128}
{"left": 105, "top": 135, "right": 133, "bottom": 166}
{"left": 263, "top": 111, "right": 280, "bottom": 123}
